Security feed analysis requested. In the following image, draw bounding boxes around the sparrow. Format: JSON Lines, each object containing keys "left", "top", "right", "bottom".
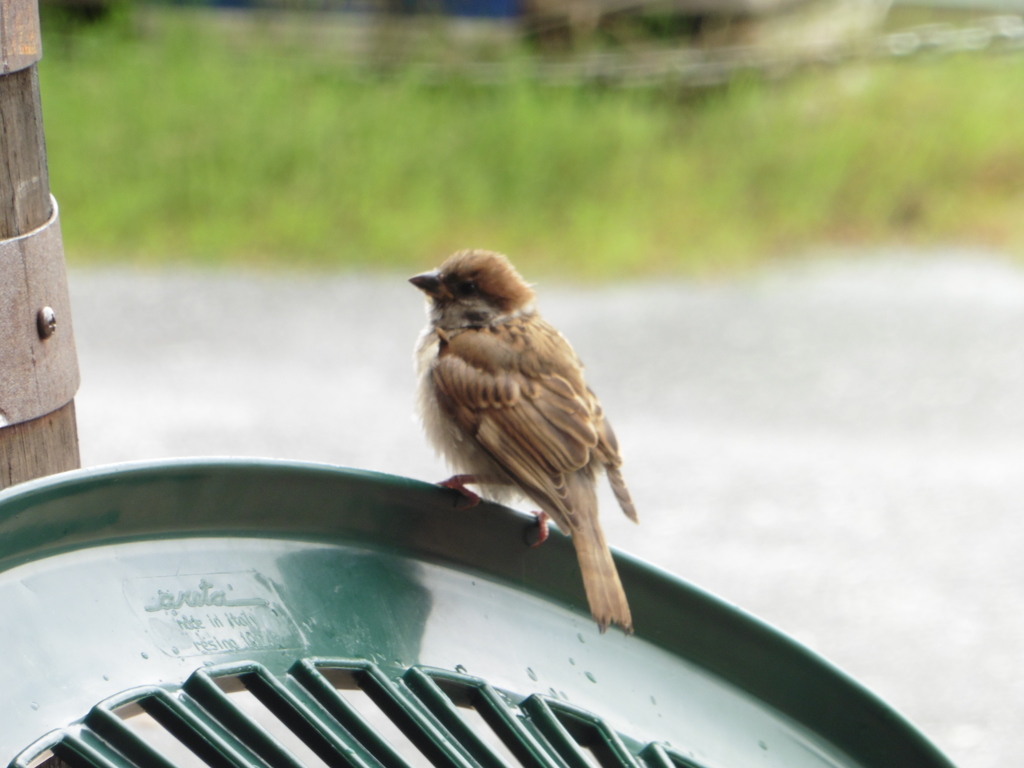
{"left": 410, "top": 249, "right": 638, "bottom": 633}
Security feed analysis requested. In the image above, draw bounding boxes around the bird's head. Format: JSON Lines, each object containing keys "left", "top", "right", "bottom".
{"left": 410, "top": 249, "right": 535, "bottom": 330}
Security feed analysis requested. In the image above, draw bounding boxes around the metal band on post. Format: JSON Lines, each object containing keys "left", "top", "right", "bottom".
{"left": 0, "top": 0, "right": 42, "bottom": 74}
{"left": 0, "top": 196, "right": 80, "bottom": 428}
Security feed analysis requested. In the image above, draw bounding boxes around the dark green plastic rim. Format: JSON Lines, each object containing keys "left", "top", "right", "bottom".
{"left": 0, "top": 458, "right": 955, "bottom": 768}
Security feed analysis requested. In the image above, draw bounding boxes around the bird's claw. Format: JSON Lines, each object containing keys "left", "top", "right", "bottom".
{"left": 438, "top": 475, "right": 481, "bottom": 509}
{"left": 525, "top": 511, "right": 550, "bottom": 548}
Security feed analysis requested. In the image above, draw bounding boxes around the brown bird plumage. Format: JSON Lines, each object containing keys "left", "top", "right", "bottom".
{"left": 411, "top": 249, "right": 638, "bottom": 633}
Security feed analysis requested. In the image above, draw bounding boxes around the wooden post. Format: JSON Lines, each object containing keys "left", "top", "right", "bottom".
{"left": 0, "top": 0, "right": 81, "bottom": 489}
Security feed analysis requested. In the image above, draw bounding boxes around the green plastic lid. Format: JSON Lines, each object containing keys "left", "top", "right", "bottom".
{"left": 0, "top": 459, "right": 955, "bottom": 768}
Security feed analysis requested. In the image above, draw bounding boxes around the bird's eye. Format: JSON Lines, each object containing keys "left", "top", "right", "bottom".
{"left": 457, "top": 281, "right": 478, "bottom": 297}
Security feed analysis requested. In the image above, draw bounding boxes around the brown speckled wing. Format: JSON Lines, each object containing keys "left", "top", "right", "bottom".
{"left": 431, "top": 317, "right": 600, "bottom": 529}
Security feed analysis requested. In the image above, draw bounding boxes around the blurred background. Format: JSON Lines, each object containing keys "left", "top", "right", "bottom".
{"left": 38, "top": 0, "right": 1024, "bottom": 274}
{"left": 32, "top": 0, "right": 1024, "bottom": 766}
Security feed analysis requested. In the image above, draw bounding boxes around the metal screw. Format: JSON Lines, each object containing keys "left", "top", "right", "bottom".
{"left": 37, "top": 306, "right": 57, "bottom": 339}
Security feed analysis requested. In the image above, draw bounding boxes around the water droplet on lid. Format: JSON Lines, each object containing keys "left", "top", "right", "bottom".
{"left": 171, "top": 647, "right": 179, "bottom": 655}
{"left": 577, "top": 633, "right": 585, "bottom": 644}
{"left": 568, "top": 658, "right": 575, "bottom": 665}
{"left": 141, "top": 652, "right": 149, "bottom": 660}
{"left": 584, "top": 671, "right": 597, "bottom": 683}
{"left": 30, "top": 702, "right": 39, "bottom": 710}
{"left": 650, "top": 695, "right": 657, "bottom": 705}
{"left": 759, "top": 741, "right": 768, "bottom": 751}
{"left": 102, "top": 675, "right": 110, "bottom": 682}
{"left": 526, "top": 667, "right": 538, "bottom": 681}
{"left": 455, "top": 664, "right": 468, "bottom": 674}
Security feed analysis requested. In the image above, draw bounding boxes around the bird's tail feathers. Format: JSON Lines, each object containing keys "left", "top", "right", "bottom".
{"left": 606, "top": 465, "right": 638, "bottom": 523}
{"left": 571, "top": 518, "right": 633, "bottom": 634}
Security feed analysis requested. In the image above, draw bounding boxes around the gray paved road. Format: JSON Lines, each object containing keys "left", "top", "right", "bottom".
{"left": 69, "top": 252, "right": 1024, "bottom": 768}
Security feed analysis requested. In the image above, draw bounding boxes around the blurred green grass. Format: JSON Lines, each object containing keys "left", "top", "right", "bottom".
{"left": 38, "top": 8, "right": 1024, "bottom": 277}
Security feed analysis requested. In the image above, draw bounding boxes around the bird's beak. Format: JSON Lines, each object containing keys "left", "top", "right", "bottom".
{"left": 409, "top": 270, "right": 442, "bottom": 296}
